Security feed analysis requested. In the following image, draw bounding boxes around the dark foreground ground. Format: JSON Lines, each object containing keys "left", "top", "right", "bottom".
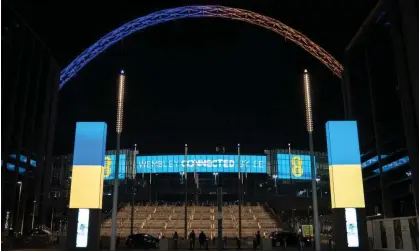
{"left": 3, "top": 235, "right": 333, "bottom": 251}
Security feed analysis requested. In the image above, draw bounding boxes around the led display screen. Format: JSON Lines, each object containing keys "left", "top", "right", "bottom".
{"left": 345, "top": 208, "right": 359, "bottom": 248}
{"left": 136, "top": 155, "right": 266, "bottom": 174}
{"left": 276, "top": 154, "right": 315, "bottom": 180}
{"left": 104, "top": 154, "right": 126, "bottom": 180}
{"left": 76, "top": 209, "right": 90, "bottom": 248}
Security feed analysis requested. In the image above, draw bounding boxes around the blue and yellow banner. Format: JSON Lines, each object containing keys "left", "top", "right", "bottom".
{"left": 69, "top": 122, "right": 107, "bottom": 209}
{"left": 326, "top": 121, "right": 365, "bottom": 208}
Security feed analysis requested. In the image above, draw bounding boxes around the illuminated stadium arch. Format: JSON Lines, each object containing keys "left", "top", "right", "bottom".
{"left": 59, "top": 5, "right": 343, "bottom": 89}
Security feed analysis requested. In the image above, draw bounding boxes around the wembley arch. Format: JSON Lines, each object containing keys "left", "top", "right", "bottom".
{"left": 59, "top": 5, "right": 343, "bottom": 90}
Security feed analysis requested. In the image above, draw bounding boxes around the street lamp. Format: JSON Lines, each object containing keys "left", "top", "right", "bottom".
{"left": 16, "top": 181, "right": 22, "bottom": 232}
{"left": 131, "top": 144, "right": 137, "bottom": 236}
{"left": 213, "top": 172, "right": 219, "bottom": 185}
{"left": 31, "top": 200, "right": 36, "bottom": 230}
{"left": 272, "top": 175, "right": 278, "bottom": 194}
{"left": 110, "top": 69, "right": 126, "bottom": 251}
{"left": 288, "top": 143, "right": 292, "bottom": 183}
{"left": 184, "top": 143, "right": 188, "bottom": 240}
{"left": 238, "top": 143, "right": 243, "bottom": 245}
{"left": 303, "top": 69, "right": 320, "bottom": 251}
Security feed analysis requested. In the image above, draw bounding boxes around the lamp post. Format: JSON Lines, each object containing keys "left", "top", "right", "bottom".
{"left": 110, "top": 69, "right": 126, "bottom": 251}
{"left": 288, "top": 143, "right": 292, "bottom": 183}
{"left": 238, "top": 143, "right": 242, "bottom": 244}
{"left": 31, "top": 200, "right": 36, "bottom": 230}
{"left": 307, "top": 206, "right": 311, "bottom": 224}
{"left": 272, "top": 175, "right": 278, "bottom": 194}
{"left": 16, "top": 181, "right": 22, "bottom": 232}
{"left": 303, "top": 69, "right": 320, "bottom": 251}
{"left": 131, "top": 144, "right": 137, "bottom": 236}
{"left": 184, "top": 144, "right": 188, "bottom": 240}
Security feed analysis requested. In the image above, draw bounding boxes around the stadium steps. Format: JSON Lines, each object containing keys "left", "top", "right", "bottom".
{"left": 101, "top": 204, "right": 279, "bottom": 238}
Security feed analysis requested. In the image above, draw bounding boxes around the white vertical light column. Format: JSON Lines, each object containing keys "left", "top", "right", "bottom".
{"left": 303, "top": 69, "right": 320, "bottom": 251}
{"left": 110, "top": 70, "right": 126, "bottom": 251}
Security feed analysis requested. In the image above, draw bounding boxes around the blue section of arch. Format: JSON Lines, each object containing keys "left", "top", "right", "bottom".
{"left": 59, "top": 6, "right": 342, "bottom": 89}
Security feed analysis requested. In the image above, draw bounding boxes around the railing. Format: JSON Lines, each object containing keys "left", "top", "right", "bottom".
{"left": 263, "top": 202, "right": 282, "bottom": 229}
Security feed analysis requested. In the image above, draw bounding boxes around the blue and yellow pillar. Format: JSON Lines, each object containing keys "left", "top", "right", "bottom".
{"left": 66, "top": 122, "right": 107, "bottom": 251}
{"left": 326, "top": 121, "right": 368, "bottom": 251}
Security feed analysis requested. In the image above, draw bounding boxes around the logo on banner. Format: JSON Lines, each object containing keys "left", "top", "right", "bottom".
{"left": 291, "top": 156, "right": 303, "bottom": 178}
{"left": 104, "top": 156, "right": 112, "bottom": 178}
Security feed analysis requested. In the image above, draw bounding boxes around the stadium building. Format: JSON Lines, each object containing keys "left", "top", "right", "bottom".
{"left": 47, "top": 148, "right": 333, "bottom": 238}
{"left": 3, "top": 5, "right": 60, "bottom": 234}
{"left": 36, "top": 146, "right": 415, "bottom": 238}
{"left": 361, "top": 150, "right": 414, "bottom": 217}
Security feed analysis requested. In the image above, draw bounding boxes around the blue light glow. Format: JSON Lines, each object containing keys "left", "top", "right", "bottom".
{"left": 9, "top": 154, "right": 27, "bottom": 163}
{"left": 9, "top": 154, "right": 37, "bottom": 167}
{"left": 361, "top": 155, "right": 389, "bottom": 168}
{"left": 136, "top": 155, "right": 266, "bottom": 174}
{"left": 277, "top": 154, "right": 315, "bottom": 180}
{"left": 59, "top": 6, "right": 342, "bottom": 89}
{"left": 372, "top": 156, "right": 409, "bottom": 174}
{"left": 6, "top": 163, "right": 25, "bottom": 173}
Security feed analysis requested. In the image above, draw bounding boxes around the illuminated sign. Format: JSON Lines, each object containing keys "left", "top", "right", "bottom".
{"left": 69, "top": 122, "right": 107, "bottom": 209}
{"left": 326, "top": 121, "right": 365, "bottom": 209}
{"left": 345, "top": 208, "right": 359, "bottom": 247}
{"left": 276, "top": 154, "right": 315, "bottom": 180}
{"left": 76, "top": 209, "right": 90, "bottom": 248}
{"left": 301, "top": 225, "right": 313, "bottom": 237}
{"left": 104, "top": 154, "right": 127, "bottom": 180}
{"left": 136, "top": 155, "right": 266, "bottom": 174}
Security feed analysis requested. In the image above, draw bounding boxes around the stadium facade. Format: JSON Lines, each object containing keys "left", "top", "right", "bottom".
{"left": 46, "top": 149, "right": 332, "bottom": 229}
{"left": 15, "top": 145, "right": 409, "bottom": 234}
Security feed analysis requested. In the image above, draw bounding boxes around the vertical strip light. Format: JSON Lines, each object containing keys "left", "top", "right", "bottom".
{"left": 111, "top": 70, "right": 126, "bottom": 251}
{"left": 303, "top": 69, "right": 313, "bottom": 133}
{"left": 116, "top": 70, "right": 125, "bottom": 134}
{"left": 303, "top": 69, "right": 320, "bottom": 251}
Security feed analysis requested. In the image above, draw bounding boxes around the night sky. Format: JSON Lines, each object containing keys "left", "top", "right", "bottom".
{"left": 12, "top": 0, "right": 377, "bottom": 155}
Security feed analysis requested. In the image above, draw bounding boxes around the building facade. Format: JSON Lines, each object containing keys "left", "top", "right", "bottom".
{"left": 47, "top": 148, "right": 332, "bottom": 230}
{"left": 2, "top": 5, "right": 60, "bottom": 233}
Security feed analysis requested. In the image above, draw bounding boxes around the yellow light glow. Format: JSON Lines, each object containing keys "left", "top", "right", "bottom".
{"left": 303, "top": 70, "right": 313, "bottom": 132}
{"left": 329, "top": 164, "right": 365, "bottom": 208}
{"left": 116, "top": 72, "right": 125, "bottom": 133}
{"left": 69, "top": 165, "right": 105, "bottom": 209}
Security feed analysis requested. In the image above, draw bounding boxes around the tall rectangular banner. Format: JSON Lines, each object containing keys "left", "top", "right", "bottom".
{"left": 67, "top": 122, "right": 107, "bottom": 251}
{"left": 69, "top": 122, "right": 107, "bottom": 209}
{"left": 325, "top": 121, "right": 367, "bottom": 251}
{"left": 326, "top": 121, "right": 365, "bottom": 208}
